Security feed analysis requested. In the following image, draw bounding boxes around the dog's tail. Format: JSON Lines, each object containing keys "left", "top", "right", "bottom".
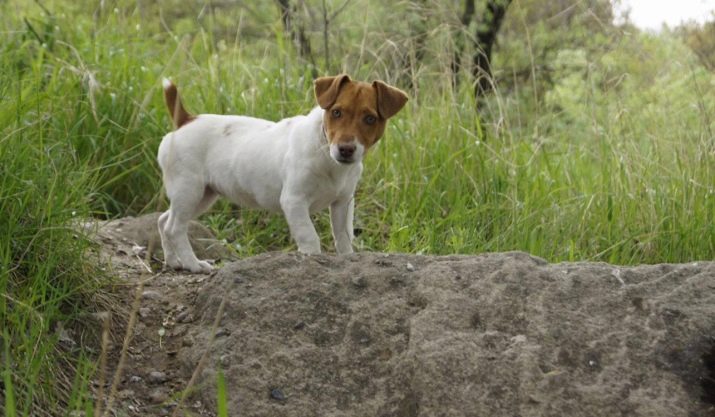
{"left": 162, "top": 78, "right": 194, "bottom": 129}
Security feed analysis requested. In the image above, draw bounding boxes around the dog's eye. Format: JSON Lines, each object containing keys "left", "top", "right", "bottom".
{"left": 364, "top": 115, "right": 377, "bottom": 125}
{"left": 332, "top": 109, "right": 342, "bottom": 118}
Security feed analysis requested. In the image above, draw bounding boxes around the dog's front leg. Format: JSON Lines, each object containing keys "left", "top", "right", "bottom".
{"left": 330, "top": 198, "right": 354, "bottom": 254}
{"left": 280, "top": 194, "right": 321, "bottom": 254}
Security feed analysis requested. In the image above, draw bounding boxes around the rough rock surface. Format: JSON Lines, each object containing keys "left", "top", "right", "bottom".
{"left": 181, "top": 251, "right": 715, "bottom": 417}
{"left": 87, "top": 214, "right": 714, "bottom": 416}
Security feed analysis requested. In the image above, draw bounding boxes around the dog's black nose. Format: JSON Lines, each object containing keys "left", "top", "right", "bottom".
{"left": 338, "top": 144, "right": 356, "bottom": 158}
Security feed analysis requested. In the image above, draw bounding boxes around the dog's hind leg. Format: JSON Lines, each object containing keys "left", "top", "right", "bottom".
{"left": 158, "top": 210, "right": 180, "bottom": 269}
{"left": 193, "top": 186, "right": 219, "bottom": 218}
{"left": 161, "top": 183, "right": 217, "bottom": 274}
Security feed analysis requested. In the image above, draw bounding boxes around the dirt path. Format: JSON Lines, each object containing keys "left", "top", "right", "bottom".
{"left": 87, "top": 213, "right": 227, "bottom": 416}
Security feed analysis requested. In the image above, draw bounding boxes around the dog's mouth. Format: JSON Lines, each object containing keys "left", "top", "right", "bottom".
{"left": 335, "top": 156, "right": 356, "bottom": 164}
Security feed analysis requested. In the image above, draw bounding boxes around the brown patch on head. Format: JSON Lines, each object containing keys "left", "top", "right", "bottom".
{"left": 314, "top": 75, "right": 408, "bottom": 151}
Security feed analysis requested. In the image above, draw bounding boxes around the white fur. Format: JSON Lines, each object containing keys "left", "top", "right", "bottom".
{"left": 157, "top": 107, "right": 361, "bottom": 273}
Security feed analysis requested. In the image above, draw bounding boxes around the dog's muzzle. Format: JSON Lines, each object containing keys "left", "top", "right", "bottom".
{"left": 337, "top": 144, "right": 356, "bottom": 163}
{"left": 330, "top": 142, "right": 362, "bottom": 164}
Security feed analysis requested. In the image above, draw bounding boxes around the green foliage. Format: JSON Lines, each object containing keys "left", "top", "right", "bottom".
{"left": 1, "top": 4, "right": 113, "bottom": 414}
{"left": 217, "top": 370, "right": 228, "bottom": 417}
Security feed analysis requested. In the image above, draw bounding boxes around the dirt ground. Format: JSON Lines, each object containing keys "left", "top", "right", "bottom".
{"left": 84, "top": 213, "right": 715, "bottom": 417}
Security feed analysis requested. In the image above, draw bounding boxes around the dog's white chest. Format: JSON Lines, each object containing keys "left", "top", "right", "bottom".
{"left": 306, "top": 172, "right": 357, "bottom": 213}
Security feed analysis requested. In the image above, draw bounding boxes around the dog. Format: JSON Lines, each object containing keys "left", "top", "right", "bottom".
{"left": 157, "top": 74, "right": 408, "bottom": 273}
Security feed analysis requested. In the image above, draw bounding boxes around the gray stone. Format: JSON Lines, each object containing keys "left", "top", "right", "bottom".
{"left": 176, "top": 310, "right": 193, "bottom": 323}
{"left": 100, "top": 212, "right": 234, "bottom": 261}
{"left": 149, "top": 388, "right": 168, "bottom": 404}
{"left": 177, "top": 252, "right": 715, "bottom": 417}
{"left": 147, "top": 370, "right": 168, "bottom": 384}
{"left": 141, "top": 290, "right": 162, "bottom": 301}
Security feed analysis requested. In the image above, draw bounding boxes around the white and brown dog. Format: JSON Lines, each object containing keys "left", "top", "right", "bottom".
{"left": 157, "top": 75, "right": 408, "bottom": 273}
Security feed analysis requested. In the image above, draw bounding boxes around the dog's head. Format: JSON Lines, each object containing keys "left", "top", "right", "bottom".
{"left": 314, "top": 74, "right": 408, "bottom": 164}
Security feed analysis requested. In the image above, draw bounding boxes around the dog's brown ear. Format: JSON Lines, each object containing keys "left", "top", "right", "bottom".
{"left": 314, "top": 74, "right": 351, "bottom": 109}
{"left": 372, "top": 81, "right": 408, "bottom": 120}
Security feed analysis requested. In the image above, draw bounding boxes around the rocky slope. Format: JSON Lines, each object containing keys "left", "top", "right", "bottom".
{"left": 90, "top": 214, "right": 715, "bottom": 416}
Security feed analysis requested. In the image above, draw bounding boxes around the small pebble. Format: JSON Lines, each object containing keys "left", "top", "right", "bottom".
{"left": 528, "top": 394, "right": 542, "bottom": 404}
{"left": 389, "top": 275, "right": 406, "bottom": 287}
{"left": 176, "top": 310, "right": 193, "bottom": 323}
{"left": 129, "top": 375, "right": 142, "bottom": 383}
{"left": 351, "top": 275, "right": 367, "bottom": 288}
{"left": 293, "top": 321, "right": 305, "bottom": 330}
{"left": 406, "top": 262, "right": 415, "bottom": 272}
{"left": 215, "top": 328, "right": 231, "bottom": 338}
{"left": 118, "top": 389, "right": 135, "bottom": 399}
{"left": 149, "top": 389, "right": 168, "bottom": 404}
{"left": 270, "top": 388, "right": 286, "bottom": 401}
{"left": 138, "top": 307, "right": 151, "bottom": 318}
{"left": 148, "top": 370, "right": 168, "bottom": 384}
{"left": 172, "top": 327, "right": 188, "bottom": 338}
{"left": 374, "top": 259, "right": 392, "bottom": 267}
{"left": 141, "top": 290, "right": 162, "bottom": 301}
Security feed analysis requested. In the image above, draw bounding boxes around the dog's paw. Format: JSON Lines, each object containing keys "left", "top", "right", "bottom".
{"left": 188, "top": 260, "right": 213, "bottom": 274}
{"left": 165, "top": 259, "right": 213, "bottom": 274}
{"left": 297, "top": 244, "right": 321, "bottom": 255}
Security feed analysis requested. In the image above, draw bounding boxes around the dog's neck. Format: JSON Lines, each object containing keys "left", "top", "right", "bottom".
{"left": 307, "top": 106, "right": 331, "bottom": 154}
{"left": 319, "top": 120, "right": 329, "bottom": 147}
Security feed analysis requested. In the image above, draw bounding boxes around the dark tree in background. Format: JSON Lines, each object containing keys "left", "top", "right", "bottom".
{"left": 473, "top": 0, "right": 511, "bottom": 98}
{"left": 276, "top": 0, "right": 318, "bottom": 77}
{"left": 276, "top": 0, "right": 352, "bottom": 77}
{"left": 451, "top": 0, "right": 476, "bottom": 87}
{"left": 452, "top": 0, "right": 512, "bottom": 102}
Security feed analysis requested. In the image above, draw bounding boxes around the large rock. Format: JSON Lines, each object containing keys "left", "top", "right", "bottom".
{"left": 181, "top": 252, "right": 715, "bottom": 416}
{"left": 95, "top": 212, "right": 233, "bottom": 261}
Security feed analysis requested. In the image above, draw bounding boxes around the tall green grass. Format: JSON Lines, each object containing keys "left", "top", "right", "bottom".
{"left": 1, "top": 0, "right": 714, "bottom": 414}
{"left": 0, "top": 45, "right": 102, "bottom": 415}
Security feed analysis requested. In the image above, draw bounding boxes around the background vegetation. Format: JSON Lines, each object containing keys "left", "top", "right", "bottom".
{"left": 1, "top": 0, "right": 713, "bottom": 414}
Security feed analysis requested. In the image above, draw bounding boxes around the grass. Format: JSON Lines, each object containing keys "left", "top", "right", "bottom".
{"left": 0, "top": 51, "right": 106, "bottom": 414}
{"left": 0, "top": 0, "right": 713, "bottom": 415}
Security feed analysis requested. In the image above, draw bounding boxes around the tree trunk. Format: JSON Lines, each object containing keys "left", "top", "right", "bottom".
{"left": 276, "top": 0, "right": 318, "bottom": 77}
{"left": 472, "top": 0, "right": 511, "bottom": 99}
{"left": 451, "top": 0, "right": 476, "bottom": 88}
